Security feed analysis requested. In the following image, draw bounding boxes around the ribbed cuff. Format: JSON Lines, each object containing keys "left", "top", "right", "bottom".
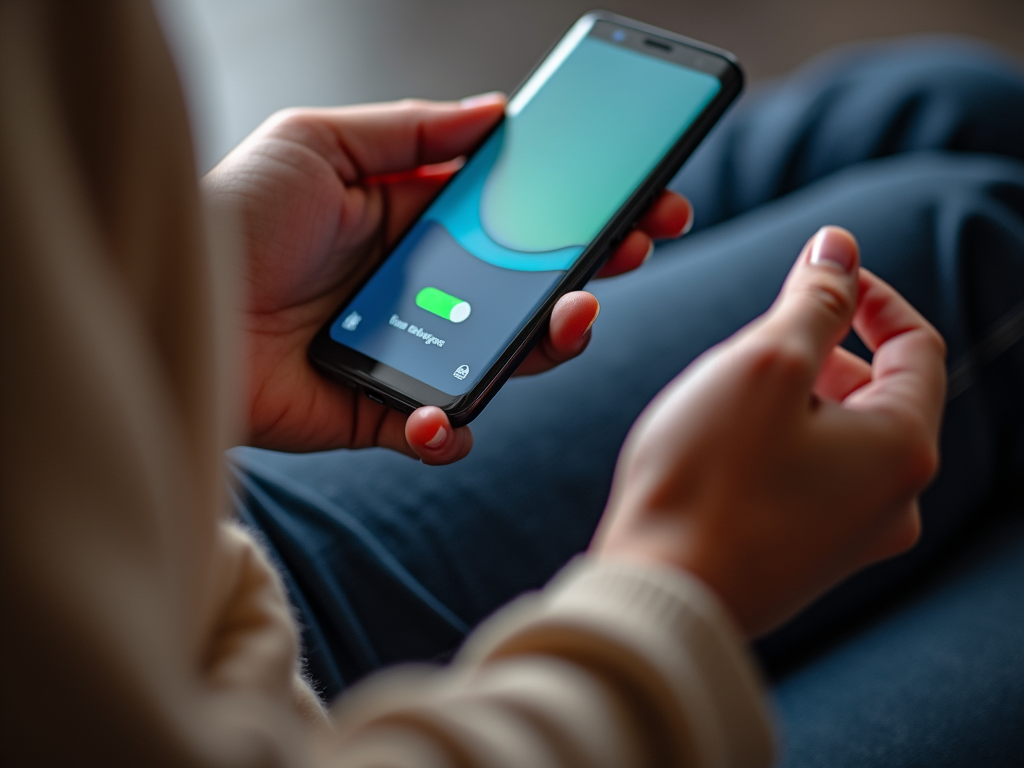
{"left": 462, "top": 557, "right": 776, "bottom": 768}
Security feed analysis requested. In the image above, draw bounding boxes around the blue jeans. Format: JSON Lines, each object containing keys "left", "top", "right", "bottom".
{"left": 231, "top": 40, "right": 1024, "bottom": 766}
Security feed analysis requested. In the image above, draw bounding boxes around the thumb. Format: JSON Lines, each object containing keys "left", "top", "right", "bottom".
{"left": 762, "top": 226, "right": 861, "bottom": 376}
{"left": 405, "top": 406, "right": 474, "bottom": 465}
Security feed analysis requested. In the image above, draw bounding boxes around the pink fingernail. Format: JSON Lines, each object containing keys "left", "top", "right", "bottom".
{"left": 425, "top": 425, "right": 448, "bottom": 449}
{"left": 809, "top": 227, "right": 856, "bottom": 273}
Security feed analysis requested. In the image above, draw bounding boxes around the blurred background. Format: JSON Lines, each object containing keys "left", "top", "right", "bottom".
{"left": 155, "top": 0, "right": 1024, "bottom": 172}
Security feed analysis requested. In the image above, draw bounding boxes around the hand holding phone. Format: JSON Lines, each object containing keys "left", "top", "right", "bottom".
{"left": 202, "top": 16, "right": 707, "bottom": 459}
{"left": 310, "top": 12, "right": 742, "bottom": 429}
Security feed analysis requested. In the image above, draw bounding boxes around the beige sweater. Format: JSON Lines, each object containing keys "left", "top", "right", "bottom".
{"left": 0, "top": 1, "right": 774, "bottom": 765}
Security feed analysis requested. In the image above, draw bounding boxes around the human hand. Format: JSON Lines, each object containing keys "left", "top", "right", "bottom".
{"left": 592, "top": 227, "right": 946, "bottom": 638}
{"left": 203, "top": 95, "right": 692, "bottom": 462}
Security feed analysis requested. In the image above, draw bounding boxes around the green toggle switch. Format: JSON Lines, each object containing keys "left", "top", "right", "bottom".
{"left": 415, "top": 286, "right": 471, "bottom": 323}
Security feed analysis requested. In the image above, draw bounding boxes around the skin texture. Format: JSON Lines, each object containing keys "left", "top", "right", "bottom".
{"left": 593, "top": 227, "right": 947, "bottom": 639}
{"left": 202, "top": 95, "right": 692, "bottom": 463}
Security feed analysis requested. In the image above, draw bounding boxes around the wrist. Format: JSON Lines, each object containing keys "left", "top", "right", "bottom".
{"left": 593, "top": 506, "right": 756, "bottom": 639}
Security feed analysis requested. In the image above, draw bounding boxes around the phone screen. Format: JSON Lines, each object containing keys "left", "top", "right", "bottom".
{"left": 327, "top": 20, "right": 724, "bottom": 397}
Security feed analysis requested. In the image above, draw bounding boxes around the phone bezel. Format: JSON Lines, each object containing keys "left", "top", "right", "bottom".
{"left": 309, "top": 11, "right": 744, "bottom": 426}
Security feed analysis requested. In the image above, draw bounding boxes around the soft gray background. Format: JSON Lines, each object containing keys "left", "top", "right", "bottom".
{"left": 155, "top": 0, "right": 1024, "bottom": 172}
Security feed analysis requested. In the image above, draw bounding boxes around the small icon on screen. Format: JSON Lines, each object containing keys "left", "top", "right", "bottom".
{"left": 341, "top": 311, "right": 362, "bottom": 331}
{"left": 453, "top": 364, "right": 469, "bottom": 381}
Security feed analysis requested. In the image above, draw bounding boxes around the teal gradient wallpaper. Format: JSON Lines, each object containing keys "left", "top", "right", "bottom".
{"left": 423, "top": 36, "right": 721, "bottom": 271}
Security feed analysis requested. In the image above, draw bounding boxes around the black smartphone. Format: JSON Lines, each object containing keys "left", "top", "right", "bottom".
{"left": 309, "top": 11, "right": 743, "bottom": 426}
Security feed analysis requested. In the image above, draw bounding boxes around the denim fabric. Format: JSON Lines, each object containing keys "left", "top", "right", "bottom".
{"left": 230, "top": 40, "right": 1024, "bottom": 764}
{"left": 775, "top": 508, "right": 1024, "bottom": 767}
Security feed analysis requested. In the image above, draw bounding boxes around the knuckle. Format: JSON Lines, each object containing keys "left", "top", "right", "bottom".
{"left": 909, "top": 440, "right": 941, "bottom": 488}
{"left": 883, "top": 511, "right": 923, "bottom": 557}
{"left": 896, "top": 512, "right": 923, "bottom": 551}
{"left": 745, "top": 339, "right": 814, "bottom": 385}
{"left": 396, "top": 97, "right": 430, "bottom": 112}
{"left": 799, "top": 278, "right": 855, "bottom": 322}
{"left": 265, "top": 108, "right": 320, "bottom": 140}
{"left": 269, "top": 107, "right": 304, "bottom": 128}
{"left": 922, "top": 324, "right": 948, "bottom": 361}
{"left": 890, "top": 421, "right": 940, "bottom": 490}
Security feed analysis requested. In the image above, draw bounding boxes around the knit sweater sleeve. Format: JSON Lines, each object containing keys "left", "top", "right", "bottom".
{"left": 321, "top": 558, "right": 775, "bottom": 768}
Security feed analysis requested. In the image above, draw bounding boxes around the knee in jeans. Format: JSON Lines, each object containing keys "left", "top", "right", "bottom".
{"left": 808, "top": 39, "right": 1024, "bottom": 157}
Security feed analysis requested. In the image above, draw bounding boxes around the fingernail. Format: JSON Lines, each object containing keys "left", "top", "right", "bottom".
{"left": 460, "top": 91, "right": 505, "bottom": 109}
{"left": 679, "top": 200, "right": 695, "bottom": 236}
{"left": 641, "top": 240, "right": 655, "bottom": 264}
{"left": 809, "top": 226, "right": 856, "bottom": 273}
{"left": 585, "top": 302, "right": 601, "bottom": 334}
{"left": 424, "top": 425, "right": 448, "bottom": 449}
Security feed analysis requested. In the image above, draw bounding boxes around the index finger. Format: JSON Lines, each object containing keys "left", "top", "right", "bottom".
{"left": 846, "top": 269, "right": 947, "bottom": 434}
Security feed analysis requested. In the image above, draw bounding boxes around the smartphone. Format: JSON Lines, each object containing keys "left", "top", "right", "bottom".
{"left": 309, "top": 11, "right": 743, "bottom": 426}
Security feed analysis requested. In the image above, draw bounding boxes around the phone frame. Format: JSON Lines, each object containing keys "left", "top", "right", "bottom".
{"left": 309, "top": 11, "right": 744, "bottom": 426}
